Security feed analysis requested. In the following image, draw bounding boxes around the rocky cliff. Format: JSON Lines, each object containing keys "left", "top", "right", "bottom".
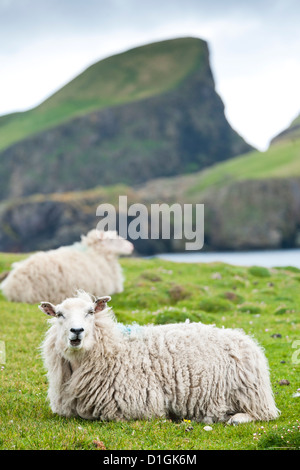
{"left": 1, "top": 175, "right": 300, "bottom": 254}
{"left": 0, "top": 37, "right": 252, "bottom": 201}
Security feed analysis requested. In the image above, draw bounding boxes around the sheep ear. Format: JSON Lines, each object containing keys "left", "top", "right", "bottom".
{"left": 39, "top": 302, "right": 57, "bottom": 317}
{"left": 94, "top": 296, "right": 111, "bottom": 313}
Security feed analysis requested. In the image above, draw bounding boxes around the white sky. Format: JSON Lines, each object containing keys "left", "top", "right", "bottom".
{"left": 0, "top": 0, "right": 299, "bottom": 150}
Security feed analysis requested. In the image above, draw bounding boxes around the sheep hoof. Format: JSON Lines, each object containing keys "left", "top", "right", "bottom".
{"left": 227, "top": 413, "right": 253, "bottom": 425}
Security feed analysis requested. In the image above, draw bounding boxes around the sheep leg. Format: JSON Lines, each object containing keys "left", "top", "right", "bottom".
{"left": 227, "top": 413, "right": 253, "bottom": 425}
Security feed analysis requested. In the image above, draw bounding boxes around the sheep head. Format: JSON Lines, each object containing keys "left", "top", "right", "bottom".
{"left": 39, "top": 292, "right": 111, "bottom": 355}
{"left": 81, "top": 229, "right": 134, "bottom": 256}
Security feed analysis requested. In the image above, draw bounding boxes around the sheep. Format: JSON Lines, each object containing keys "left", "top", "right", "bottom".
{"left": 39, "top": 291, "right": 280, "bottom": 424}
{"left": 1, "top": 230, "right": 133, "bottom": 304}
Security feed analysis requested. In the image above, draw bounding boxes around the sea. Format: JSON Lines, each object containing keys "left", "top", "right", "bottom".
{"left": 154, "top": 248, "right": 300, "bottom": 268}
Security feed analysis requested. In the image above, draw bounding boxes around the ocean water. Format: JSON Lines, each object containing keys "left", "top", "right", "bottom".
{"left": 154, "top": 248, "right": 300, "bottom": 268}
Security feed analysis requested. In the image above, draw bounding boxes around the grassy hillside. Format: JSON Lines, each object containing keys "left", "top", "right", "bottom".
{"left": 136, "top": 136, "right": 300, "bottom": 202}
{"left": 187, "top": 139, "right": 300, "bottom": 197}
{"left": 0, "top": 37, "right": 205, "bottom": 152}
{"left": 132, "top": 136, "right": 300, "bottom": 252}
{"left": 0, "top": 254, "right": 299, "bottom": 450}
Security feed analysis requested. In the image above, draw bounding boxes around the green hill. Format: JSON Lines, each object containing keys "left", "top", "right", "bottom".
{"left": 0, "top": 37, "right": 253, "bottom": 200}
{"left": 186, "top": 137, "right": 300, "bottom": 197}
{"left": 136, "top": 134, "right": 300, "bottom": 201}
{"left": 0, "top": 37, "right": 205, "bottom": 152}
{"left": 187, "top": 135, "right": 300, "bottom": 250}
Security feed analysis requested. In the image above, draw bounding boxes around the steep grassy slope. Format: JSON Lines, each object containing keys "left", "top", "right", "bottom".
{"left": 136, "top": 136, "right": 300, "bottom": 200}
{"left": 0, "top": 38, "right": 205, "bottom": 152}
{"left": 186, "top": 138, "right": 300, "bottom": 197}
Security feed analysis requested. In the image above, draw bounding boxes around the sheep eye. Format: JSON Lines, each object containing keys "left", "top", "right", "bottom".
{"left": 56, "top": 312, "right": 65, "bottom": 319}
{"left": 86, "top": 309, "right": 94, "bottom": 316}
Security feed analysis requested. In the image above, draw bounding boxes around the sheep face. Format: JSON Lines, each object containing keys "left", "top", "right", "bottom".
{"left": 39, "top": 294, "right": 111, "bottom": 356}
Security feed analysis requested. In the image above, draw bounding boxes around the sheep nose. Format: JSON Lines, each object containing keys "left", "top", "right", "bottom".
{"left": 70, "top": 328, "right": 84, "bottom": 336}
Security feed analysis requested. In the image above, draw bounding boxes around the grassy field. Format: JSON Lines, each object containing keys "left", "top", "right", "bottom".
{"left": 0, "top": 253, "right": 299, "bottom": 450}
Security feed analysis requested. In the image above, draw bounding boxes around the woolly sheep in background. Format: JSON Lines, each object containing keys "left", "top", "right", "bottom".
{"left": 39, "top": 291, "right": 280, "bottom": 424}
{"left": 1, "top": 230, "right": 133, "bottom": 304}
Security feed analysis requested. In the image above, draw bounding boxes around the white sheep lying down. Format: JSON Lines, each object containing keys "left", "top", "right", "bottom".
{"left": 1, "top": 230, "right": 133, "bottom": 304}
{"left": 39, "top": 291, "right": 279, "bottom": 424}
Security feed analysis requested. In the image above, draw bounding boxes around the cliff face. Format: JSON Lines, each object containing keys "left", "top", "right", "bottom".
{"left": 0, "top": 189, "right": 174, "bottom": 254}
{"left": 203, "top": 178, "right": 300, "bottom": 250}
{"left": 1, "top": 176, "right": 300, "bottom": 254}
{"left": 0, "top": 38, "right": 252, "bottom": 201}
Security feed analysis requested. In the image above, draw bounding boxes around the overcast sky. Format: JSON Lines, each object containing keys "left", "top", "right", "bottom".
{"left": 0, "top": 0, "right": 299, "bottom": 150}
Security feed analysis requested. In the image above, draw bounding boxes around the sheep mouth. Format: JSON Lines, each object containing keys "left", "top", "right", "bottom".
{"left": 69, "top": 339, "right": 82, "bottom": 347}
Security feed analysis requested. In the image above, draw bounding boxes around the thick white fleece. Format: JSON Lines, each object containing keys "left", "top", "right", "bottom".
{"left": 1, "top": 230, "right": 133, "bottom": 304}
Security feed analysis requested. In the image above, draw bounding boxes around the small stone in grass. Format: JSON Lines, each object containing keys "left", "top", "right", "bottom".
{"left": 203, "top": 426, "right": 213, "bottom": 431}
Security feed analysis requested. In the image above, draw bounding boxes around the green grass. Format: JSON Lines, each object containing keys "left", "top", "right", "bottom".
{"left": 0, "top": 37, "right": 206, "bottom": 152}
{"left": 185, "top": 138, "right": 300, "bottom": 198}
{"left": 0, "top": 254, "right": 299, "bottom": 450}
{"left": 136, "top": 136, "right": 300, "bottom": 204}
